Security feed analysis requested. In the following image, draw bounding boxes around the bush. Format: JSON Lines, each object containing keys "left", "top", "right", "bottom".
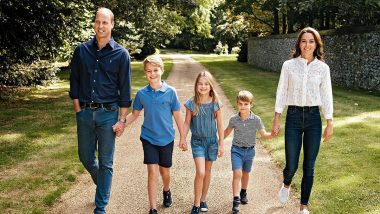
{"left": 231, "top": 46, "right": 241, "bottom": 54}
{"left": 0, "top": 61, "right": 59, "bottom": 86}
{"left": 214, "top": 41, "right": 228, "bottom": 55}
{"left": 237, "top": 42, "right": 247, "bottom": 62}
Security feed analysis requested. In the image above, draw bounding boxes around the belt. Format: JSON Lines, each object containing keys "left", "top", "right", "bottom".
{"left": 288, "top": 105, "right": 318, "bottom": 111}
{"left": 235, "top": 145, "right": 255, "bottom": 149}
{"left": 81, "top": 102, "right": 114, "bottom": 110}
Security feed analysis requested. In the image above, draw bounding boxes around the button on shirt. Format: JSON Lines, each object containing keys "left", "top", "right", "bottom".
{"left": 227, "top": 112, "right": 264, "bottom": 148}
{"left": 275, "top": 57, "right": 333, "bottom": 119}
{"left": 133, "top": 82, "right": 181, "bottom": 146}
{"left": 69, "top": 37, "right": 132, "bottom": 107}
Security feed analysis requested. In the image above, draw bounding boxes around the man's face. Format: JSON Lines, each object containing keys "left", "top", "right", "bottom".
{"left": 94, "top": 10, "right": 114, "bottom": 40}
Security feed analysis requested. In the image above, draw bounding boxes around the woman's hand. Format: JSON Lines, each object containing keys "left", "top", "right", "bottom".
{"left": 272, "top": 118, "right": 281, "bottom": 136}
{"left": 323, "top": 120, "right": 333, "bottom": 142}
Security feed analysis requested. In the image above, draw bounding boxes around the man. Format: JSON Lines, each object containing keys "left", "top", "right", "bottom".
{"left": 69, "top": 7, "right": 131, "bottom": 214}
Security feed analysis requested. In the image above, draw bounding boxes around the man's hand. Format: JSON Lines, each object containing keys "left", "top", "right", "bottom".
{"left": 112, "top": 121, "right": 125, "bottom": 137}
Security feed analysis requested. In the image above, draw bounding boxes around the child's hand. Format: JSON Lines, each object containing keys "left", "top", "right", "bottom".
{"left": 218, "top": 145, "right": 224, "bottom": 157}
{"left": 179, "top": 140, "right": 187, "bottom": 151}
{"left": 112, "top": 124, "right": 124, "bottom": 137}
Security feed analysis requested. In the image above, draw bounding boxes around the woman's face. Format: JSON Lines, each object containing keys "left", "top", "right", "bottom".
{"left": 299, "top": 32, "right": 316, "bottom": 57}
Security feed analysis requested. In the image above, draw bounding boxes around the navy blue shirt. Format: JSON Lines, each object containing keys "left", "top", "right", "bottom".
{"left": 69, "top": 37, "right": 132, "bottom": 107}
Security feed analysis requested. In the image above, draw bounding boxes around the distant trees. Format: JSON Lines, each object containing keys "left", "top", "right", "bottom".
{"left": 1, "top": 0, "right": 379, "bottom": 86}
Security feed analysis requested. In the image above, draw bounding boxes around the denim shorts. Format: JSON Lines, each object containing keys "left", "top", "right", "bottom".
{"left": 141, "top": 137, "right": 174, "bottom": 168}
{"left": 231, "top": 145, "right": 256, "bottom": 172}
{"left": 190, "top": 136, "right": 218, "bottom": 161}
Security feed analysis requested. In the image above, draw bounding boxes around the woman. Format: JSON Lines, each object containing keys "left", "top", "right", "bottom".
{"left": 272, "top": 27, "right": 333, "bottom": 214}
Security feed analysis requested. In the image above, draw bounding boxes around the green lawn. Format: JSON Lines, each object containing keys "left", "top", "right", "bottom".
{"left": 191, "top": 55, "right": 380, "bottom": 214}
{"left": 0, "top": 58, "right": 172, "bottom": 213}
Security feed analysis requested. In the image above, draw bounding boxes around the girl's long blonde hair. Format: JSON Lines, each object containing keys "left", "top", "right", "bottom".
{"left": 193, "top": 71, "right": 221, "bottom": 116}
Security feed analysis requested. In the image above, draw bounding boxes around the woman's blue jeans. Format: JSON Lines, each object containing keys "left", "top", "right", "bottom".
{"left": 283, "top": 106, "right": 322, "bottom": 205}
{"left": 76, "top": 104, "right": 118, "bottom": 214}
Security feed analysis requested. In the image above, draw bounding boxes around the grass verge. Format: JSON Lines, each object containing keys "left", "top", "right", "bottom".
{"left": 0, "top": 58, "right": 172, "bottom": 213}
{"left": 192, "top": 54, "right": 380, "bottom": 214}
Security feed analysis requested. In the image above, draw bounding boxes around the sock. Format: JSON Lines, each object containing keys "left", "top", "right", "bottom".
{"left": 240, "top": 189, "right": 247, "bottom": 194}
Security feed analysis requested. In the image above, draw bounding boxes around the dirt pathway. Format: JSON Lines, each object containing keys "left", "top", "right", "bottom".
{"left": 49, "top": 54, "right": 298, "bottom": 214}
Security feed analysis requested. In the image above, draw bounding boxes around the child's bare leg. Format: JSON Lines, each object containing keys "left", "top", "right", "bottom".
{"left": 241, "top": 171, "right": 250, "bottom": 190}
{"left": 159, "top": 166, "right": 171, "bottom": 191}
{"left": 193, "top": 157, "right": 206, "bottom": 206}
{"left": 147, "top": 164, "right": 159, "bottom": 209}
{"left": 200, "top": 160, "right": 213, "bottom": 202}
{"left": 232, "top": 170, "right": 242, "bottom": 197}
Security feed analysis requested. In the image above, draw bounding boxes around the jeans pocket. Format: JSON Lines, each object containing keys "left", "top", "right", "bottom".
{"left": 287, "top": 107, "right": 298, "bottom": 115}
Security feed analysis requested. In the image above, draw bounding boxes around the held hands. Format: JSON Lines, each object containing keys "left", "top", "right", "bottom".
{"left": 218, "top": 143, "right": 224, "bottom": 157}
{"left": 271, "top": 118, "right": 281, "bottom": 136}
{"left": 179, "top": 139, "right": 188, "bottom": 151}
{"left": 112, "top": 121, "right": 125, "bottom": 137}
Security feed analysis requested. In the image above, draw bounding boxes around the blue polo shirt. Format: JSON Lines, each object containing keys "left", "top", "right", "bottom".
{"left": 133, "top": 81, "right": 181, "bottom": 146}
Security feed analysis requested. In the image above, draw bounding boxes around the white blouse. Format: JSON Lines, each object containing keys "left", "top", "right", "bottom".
{"left": 275, "top": 56, "right": 333, "bottom": 119}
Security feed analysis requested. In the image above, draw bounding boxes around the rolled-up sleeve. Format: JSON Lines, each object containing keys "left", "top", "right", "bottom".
{"left": 69, "top": 46, "right": 80, "bottom": 99}
{"left": 118, "top": 50, "right": 132, "bottom": 107}
{"left": 275, "top": 62, "right": 289, "bottom": 113}
{"left": 320, "top": 65, "right": 333, "bottom": 119}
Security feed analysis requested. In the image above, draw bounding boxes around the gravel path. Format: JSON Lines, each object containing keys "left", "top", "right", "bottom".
{"left": 49, "top": 54, "right": 298, "bottom": 214}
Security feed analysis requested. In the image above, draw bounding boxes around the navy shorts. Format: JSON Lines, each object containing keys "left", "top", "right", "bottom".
{"left": 141, "top": 137, "right": 174, "bottom": 168}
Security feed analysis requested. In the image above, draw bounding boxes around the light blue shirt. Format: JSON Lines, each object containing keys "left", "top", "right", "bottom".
{"left": 133, "top": 81, "right": 181, "bottom": 146}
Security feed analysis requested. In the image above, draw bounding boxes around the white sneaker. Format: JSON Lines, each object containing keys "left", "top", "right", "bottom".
{"left": 298, "top": 209, "right": 310, "bottom": 214}
{"left": 278, "top": 185, "right": 290, "bottom": 203}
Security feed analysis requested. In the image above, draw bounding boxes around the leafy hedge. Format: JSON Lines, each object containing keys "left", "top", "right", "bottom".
{"left": 0, "top": 61, "right": 59, "bottom": 86}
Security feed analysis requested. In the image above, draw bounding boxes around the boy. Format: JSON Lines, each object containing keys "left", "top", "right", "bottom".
{"left": 224, "top": 90, "right": 273, "bottom": 213}
{"left": 115, "top": 55, "right": 187, "bottom": 214}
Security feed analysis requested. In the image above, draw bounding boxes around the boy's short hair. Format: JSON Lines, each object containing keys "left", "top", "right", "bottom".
{"left": 143, "top": 55, "right": 164, "bottom": 70}
{"left": 237, "top": 90, "right": 254, "bottom": 104}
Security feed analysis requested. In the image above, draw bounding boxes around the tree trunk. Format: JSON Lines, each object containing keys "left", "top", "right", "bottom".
{"left": 282, "top": 12, "right": 287, "bottom": 34}
{"left": 273, "top": 8, "right": 280, "bottom": 34}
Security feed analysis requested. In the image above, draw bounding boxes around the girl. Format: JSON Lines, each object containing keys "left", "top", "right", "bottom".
{"left": 272, "top": 27, "right": 333, "bottom": 214}
{"left": 183, "top": 71, "right": 224, "bottom": 214}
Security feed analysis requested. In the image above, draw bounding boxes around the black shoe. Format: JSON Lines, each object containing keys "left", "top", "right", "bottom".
{"left": 149, "top": 209, "right": 158, "bottom": 214}
{"left": 191, "top": 205, "right": 200, "bottom": 214}
{"left": 240, "top": 191, "right": 248, "bottom": 204}
{"left": 163, "top": 189, "right": 172, "bottom": 207}
{"left": 232, "top": 197, "right": 240, "bottom": 213}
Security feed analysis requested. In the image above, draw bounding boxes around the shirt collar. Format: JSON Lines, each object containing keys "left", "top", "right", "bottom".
{"left": 91, "top": 37, "right": 116, "bottom": 49}
{"left": 145, "top": 81, "right": 169, "bottom": 92}
{"left": 296, "top": 56, "right": 318, "bottom": 65}
{"left": 238, "top": 111, "right": 255, "bottom": 120}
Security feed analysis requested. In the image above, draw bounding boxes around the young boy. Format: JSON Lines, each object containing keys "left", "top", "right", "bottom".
{"left": 224, "top": 90, "right": 273, "bottom": 213}
{"left": 116, "top": 55, "right": 187, "bottom": 214}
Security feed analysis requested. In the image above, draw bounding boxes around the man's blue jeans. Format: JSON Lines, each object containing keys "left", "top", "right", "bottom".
{"left": 283, "top": 106, "right": 322, "bottom": 205}
{"left": 76, "top": 104, "right": 118, "bottom": 214}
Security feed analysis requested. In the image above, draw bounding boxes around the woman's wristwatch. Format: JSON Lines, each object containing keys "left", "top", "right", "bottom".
{"left": 119, "top": 118, "right": 127, "bottom": 123}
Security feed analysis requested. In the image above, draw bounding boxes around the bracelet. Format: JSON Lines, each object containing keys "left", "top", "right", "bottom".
{"left": 119, "top": 118, "right": 127, "bottom": 123}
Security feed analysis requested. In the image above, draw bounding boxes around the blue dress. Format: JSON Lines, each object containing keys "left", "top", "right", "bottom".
{"left": 184, "top": 98, "right": 222, "bottom": 161}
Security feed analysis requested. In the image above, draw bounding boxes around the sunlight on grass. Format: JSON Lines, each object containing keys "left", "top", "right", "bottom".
{"left": 0, "top": 133, "right": 23, "bottom": 142}
{"left": 334, "top": 111, "right": 380, "bottom": 127}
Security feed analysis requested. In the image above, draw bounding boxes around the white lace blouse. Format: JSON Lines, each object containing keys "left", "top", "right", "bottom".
{"left": 275, "top": 56, "right": 333, "bottom": 120}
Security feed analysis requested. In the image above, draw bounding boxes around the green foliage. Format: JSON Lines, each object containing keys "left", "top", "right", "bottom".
{"left": 0, "top": 0, "right": 93, "bottom": 86}
{"left": 0, "top": 61, "right": 59, "bottom": 86}
{"left": 214, "top": 41, "right": 229, "bottom": 54}
{"left": 237, "top": 42, "right": 248, "bottom": 62}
